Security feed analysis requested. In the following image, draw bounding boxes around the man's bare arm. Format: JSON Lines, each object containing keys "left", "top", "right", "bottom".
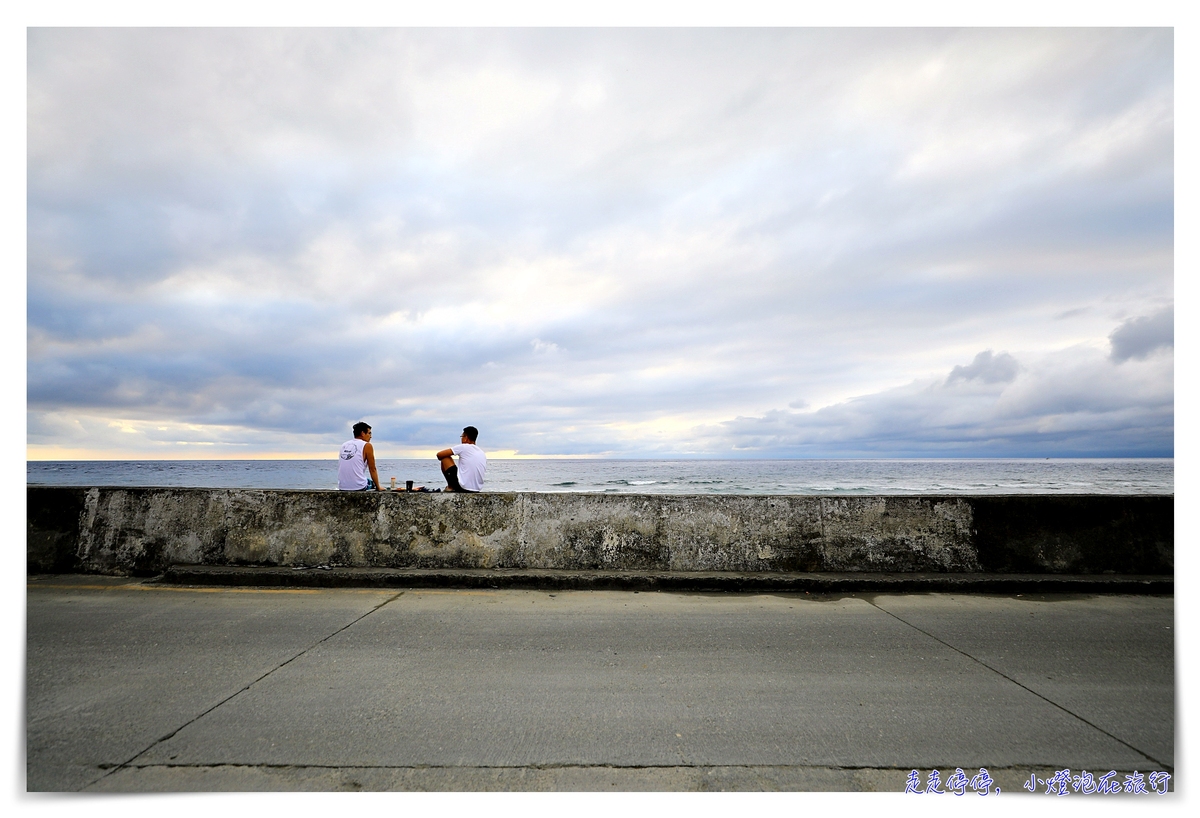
{"left": 364, "top": 442, "right": 382, "bottom": 490}
{"left": 436, "top": 448, "right": 454, "bottom": 460}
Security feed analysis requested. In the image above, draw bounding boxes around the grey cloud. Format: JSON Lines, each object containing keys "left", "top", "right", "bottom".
{"left": 702, "top": 347, "right": 1171, "bottom": 458}
{"left": 1109, "top": 307, "right": 1173, "bottom": 362}
{"left": 947, "top": 351, "right": 1019, "bottom": 384}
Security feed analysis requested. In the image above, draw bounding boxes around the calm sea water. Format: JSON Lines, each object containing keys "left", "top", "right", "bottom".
{"left": 26, "top": 459, "right": 1173, "bottom": 494}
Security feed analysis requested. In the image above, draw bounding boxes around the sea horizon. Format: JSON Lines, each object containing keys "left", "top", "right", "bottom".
{"left": 27, "top": 457, "right": 1174, "bottom": 495}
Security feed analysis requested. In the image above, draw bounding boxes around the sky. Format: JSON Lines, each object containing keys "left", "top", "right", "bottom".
{"left": 25, "top": 27, "right": 1174, "bottom": 460}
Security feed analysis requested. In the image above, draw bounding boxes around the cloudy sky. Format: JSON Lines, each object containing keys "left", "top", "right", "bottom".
{"left": 26, "top": 27, "right": 1173, "bottom": 459}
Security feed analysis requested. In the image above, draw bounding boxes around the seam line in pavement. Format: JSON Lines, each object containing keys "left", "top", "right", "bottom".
{"left": 85, "top": 591, "right": 405, "bottom": 790}
{"left": 864, "top": 599, "right": 1167, "bottom": 769}
{"left": 111, "top": 762, "right": 1146, "bottom": 772}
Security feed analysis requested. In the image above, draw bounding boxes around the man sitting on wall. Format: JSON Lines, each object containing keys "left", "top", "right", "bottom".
{"left": 338, "top": 421, "right": 382, "bottom": 491}
{"left": 436, "top": 426, "right": 486, "bottom": 492}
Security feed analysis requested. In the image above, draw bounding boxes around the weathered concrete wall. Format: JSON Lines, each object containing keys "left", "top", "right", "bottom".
{"left": 27, "top": 487, "right": 1172, "bottom": 576}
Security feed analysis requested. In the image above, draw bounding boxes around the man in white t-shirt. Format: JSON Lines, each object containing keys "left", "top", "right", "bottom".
{"left": 436, "top": 426, "right": 486, "bottom": 492}
{"left": 338, "top": 421, "right": 382, "bottom": 491}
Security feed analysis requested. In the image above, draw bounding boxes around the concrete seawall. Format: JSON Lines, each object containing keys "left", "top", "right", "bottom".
{"left": 27, "top": 487, "right": 1173, "bottom": 577}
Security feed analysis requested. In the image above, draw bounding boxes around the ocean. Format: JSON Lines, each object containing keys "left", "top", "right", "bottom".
{"left": 26, "top": 458, "right": 1173, "bottom": 495}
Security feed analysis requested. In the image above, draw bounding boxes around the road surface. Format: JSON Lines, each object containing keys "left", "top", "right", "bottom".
{"left": 26, "top": 576, "right": 1173, "bottom": 792}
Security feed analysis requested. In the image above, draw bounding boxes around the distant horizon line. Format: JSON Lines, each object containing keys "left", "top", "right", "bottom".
{"left": 26, "top": 455, "right": 1176, "bottom": 463}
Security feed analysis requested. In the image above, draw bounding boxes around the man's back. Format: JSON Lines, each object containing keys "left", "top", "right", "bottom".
{"left": 338, "top": 438, "right": 368, "bottom": 490}
{"left": 450, "top": 443, "right": 487, "bottom": 491}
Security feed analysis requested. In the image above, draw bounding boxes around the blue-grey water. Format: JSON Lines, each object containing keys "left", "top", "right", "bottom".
{"left": 26, "top": 459, "right": 1172, "bottom": 494}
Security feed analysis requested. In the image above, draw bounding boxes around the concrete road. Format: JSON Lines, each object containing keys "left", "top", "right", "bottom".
{"left": 26, "top": 576, "right": 1174, "bottom": 792}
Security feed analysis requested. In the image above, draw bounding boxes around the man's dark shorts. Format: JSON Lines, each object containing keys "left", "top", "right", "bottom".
{"left": 443, "top": 465, "right": 477, "bottom": 493}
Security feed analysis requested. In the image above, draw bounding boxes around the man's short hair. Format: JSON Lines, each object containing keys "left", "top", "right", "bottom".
{"left": 462, "top": 426, "right": 478, "bottom": 443}
{"left": 353, "top": 422, "right": 371, "bottom": 438}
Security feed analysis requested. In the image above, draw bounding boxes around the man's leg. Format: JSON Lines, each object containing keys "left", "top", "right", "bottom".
{"left": 440, "top": 456, "right": 463, "bottom": 491}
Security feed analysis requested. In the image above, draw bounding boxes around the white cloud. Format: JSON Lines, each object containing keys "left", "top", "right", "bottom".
{"left": 27, "top": 28, "right": 1173, "bottom": 459}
